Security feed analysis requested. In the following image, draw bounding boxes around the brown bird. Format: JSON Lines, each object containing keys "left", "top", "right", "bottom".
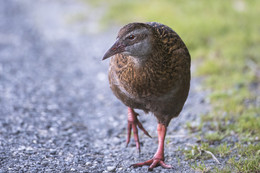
{"left": 102, "top": 22, "right": 190, "bottom": 171}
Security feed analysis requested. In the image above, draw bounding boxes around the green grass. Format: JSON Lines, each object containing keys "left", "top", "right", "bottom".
{"left": 228, "top": 144, "right": 260, "bottom": 173}
{"left": 191, "top": 161, "right": 210, "bottom": 173}
{"left": 216, "top": 143, "right": 231, "bottom": 158}
{"left": 86, "top": 0, "right": 260, "bottom": 172}
{"left": 204, "top": 132, "right": 225, "bottom": 144}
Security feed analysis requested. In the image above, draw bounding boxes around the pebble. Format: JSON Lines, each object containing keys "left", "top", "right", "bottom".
{"left": 85, "top": 162, "right": 92, "bottom": 166}
{"left": 107, "top": 166, "right": 116, "bottom": 172}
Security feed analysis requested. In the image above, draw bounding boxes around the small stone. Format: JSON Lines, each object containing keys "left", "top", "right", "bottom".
{"left": 107, "top": 166, "right": 116, "bottom": 172}
{"left": 41, "top": 161, "right": 48, "bottom": 167}
{"left": 85, "top": 162, "right": 91, "bottom": 166}
{"left": 117, "top": 168, "right": 123, "bottom": 171}
{"left": 50, "top": 149, "right": 57, "bottom": 155}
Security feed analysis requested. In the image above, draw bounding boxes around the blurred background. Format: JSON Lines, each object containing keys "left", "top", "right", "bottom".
{"left": 0, "top": 0, "right": 259, "bottom": 172}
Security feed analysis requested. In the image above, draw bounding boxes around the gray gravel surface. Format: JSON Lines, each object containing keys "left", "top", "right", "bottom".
{"left": 0, "top": 0, "right": 211, "bottom": 172}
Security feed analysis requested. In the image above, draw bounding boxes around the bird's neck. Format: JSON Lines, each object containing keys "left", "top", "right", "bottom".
{"left": 128, "top": 55, "right": 148, "bottom": 69}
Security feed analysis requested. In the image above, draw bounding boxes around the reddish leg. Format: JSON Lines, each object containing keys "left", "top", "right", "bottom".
{"left": 126, "top": 107, "right": 152, "bottom": 152}
{"left": 132, "top": 123, "right": 172, "bottom": 171}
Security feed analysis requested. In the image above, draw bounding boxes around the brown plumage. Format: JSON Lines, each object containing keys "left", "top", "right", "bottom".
{"left": 103, "top": 22, "right": 190, "bottom": 171}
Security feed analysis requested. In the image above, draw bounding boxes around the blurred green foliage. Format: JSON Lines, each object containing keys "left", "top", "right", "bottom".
{"left": 86, "top": 0, "right": 260, "bottom": 171}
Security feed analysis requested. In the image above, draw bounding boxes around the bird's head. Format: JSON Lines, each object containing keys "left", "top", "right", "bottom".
{"left": 102, "top": 23, "right": 156, "bottom": 61}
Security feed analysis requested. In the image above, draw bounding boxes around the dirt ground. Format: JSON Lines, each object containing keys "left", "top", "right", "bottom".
{"left": 0, "top": 0, "right": 212, "bottom": 172}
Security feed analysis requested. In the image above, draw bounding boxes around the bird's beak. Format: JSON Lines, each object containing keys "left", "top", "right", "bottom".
{"left": 102, "top": 40, "right": 125, "bottom": 60}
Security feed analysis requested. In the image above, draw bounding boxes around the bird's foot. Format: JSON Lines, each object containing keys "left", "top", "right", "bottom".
{"left": 126, "top": 108, "right": 152, "bottom": 152}
{"left": 131, "top": 158, "right": 172, "bottom": 171}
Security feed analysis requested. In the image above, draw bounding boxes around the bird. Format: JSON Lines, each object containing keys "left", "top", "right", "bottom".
{"left": 102, "top": 22, "right": 190, "bottom": 171}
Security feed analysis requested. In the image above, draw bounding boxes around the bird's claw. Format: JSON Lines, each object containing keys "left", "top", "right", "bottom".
{"left": 126, "top": 108, "right": 151, "bottom": 152}
{"left": 131, "top": 158, "right": 172, "bottom": 171}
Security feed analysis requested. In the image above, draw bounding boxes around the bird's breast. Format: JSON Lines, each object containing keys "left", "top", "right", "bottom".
{"left": 108, "top": 54, "right": 180, "bottom": 101}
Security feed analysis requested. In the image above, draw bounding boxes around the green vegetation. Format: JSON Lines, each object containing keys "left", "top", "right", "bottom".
{"left": 191, "top": 161, "right": 210, "bottom": 173}
{"left": 228, "top": 144, "right": 260, "bottom": 172}
{"left": 86, "top": 0, "right": 260, "bottom": 172}
{"left": 216, "top": 142, "right": 231, "bottom": 158}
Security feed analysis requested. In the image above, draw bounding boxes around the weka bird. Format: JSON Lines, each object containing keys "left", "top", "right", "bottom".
{"left": 102, "top": 22, "right": 190, "bottom": 171}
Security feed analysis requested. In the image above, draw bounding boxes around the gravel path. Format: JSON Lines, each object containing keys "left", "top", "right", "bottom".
{"left": 0, "top": 1, "right": 210, "bottom": 172}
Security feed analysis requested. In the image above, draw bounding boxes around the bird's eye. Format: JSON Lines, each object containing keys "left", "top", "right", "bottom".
{"left": 128, "top": 35, "right": 135, "bottom": 40}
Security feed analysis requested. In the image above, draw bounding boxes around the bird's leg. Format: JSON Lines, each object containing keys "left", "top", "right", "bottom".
{"left": 126, "top": 107, "right": 152, "bottom": 152}
{"left": 131, "top": 123, "right": 172, "bottom": 171}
